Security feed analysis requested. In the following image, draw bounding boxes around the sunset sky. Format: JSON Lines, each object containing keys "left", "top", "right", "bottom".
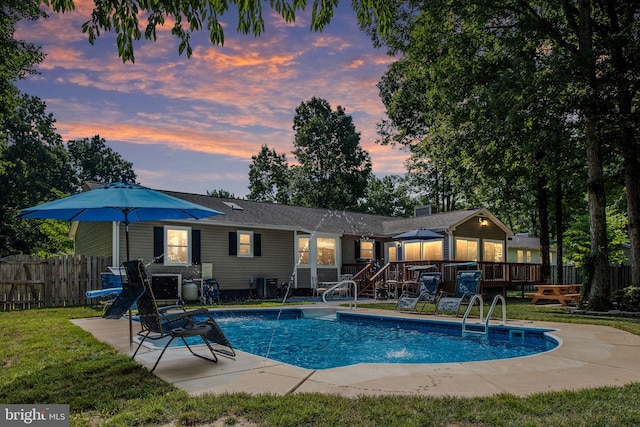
{"left": 15, "top": 1, "right": 409, "bottom": 198}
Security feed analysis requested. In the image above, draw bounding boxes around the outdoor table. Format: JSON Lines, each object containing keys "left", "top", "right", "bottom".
{"left": 526, "top": 284, "right": 582, "bottom": 306}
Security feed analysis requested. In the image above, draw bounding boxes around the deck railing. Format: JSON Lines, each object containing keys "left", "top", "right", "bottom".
{"left": 344, "top": 261, "right": 630, "bottom": 298}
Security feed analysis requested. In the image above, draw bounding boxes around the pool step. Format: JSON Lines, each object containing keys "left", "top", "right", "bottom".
{"left": 313, "top": 314, "right": 336, "bottom": 321}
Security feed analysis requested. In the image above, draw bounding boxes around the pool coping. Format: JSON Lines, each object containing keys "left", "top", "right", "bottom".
{"left": 72, "top": 305, "right": 640, "bottom": 397}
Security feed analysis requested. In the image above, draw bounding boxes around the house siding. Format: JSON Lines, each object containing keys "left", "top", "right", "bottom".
{"left": 452, "top": 218, "right": 506, "bottom": 261}
{"left": 74, "top": 222, "right": 112, "bottom": 257}
{"left": 121, "top": 222, "right": 295, "bottom": 291}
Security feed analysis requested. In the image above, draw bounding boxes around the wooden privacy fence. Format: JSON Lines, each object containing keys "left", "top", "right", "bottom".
{"left": 0, "top": 254, "right": 111, "bottom": 310}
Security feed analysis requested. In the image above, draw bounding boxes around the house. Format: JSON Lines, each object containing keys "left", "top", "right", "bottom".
{"left": 72, "top": 184, "right": 540, "bottom": 299}
{"left": 507, "top": 233, "right": 557, "bottom": 265}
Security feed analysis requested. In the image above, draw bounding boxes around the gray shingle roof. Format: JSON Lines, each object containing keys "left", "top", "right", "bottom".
{"left": 83, "top": 182, "right": 509, "bottom": 237}
{"left": 165, "top": 190, "right": 392, "bottom": 237}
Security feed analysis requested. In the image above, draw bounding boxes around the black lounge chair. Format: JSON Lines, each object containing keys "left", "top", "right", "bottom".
{"left": 103, "top": 271, "right": 145, "bottom": 319}
{"left": 124, "top": 260, "right": 235, "bottom": 372}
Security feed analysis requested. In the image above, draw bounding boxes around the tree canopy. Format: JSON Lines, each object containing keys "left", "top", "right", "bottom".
{"left": 290, "top": 97, "right": 372, "bottom": 210}
{"left": 68, "top": 135, "right": 136, "bottom": 188}
{"left": 370, "top": 0, "right": 639, "bottom": 309}
{"left": 41, "top": 0, "right": 394, "bottom": 62}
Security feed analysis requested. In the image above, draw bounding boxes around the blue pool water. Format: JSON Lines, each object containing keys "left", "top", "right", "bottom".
{"left": 192, "top": 309, "right": 558, "bottom": 370}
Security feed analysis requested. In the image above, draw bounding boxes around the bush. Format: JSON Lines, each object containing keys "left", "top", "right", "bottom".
{"left": 612, "top": 286, "right": 640, "bottom": 311}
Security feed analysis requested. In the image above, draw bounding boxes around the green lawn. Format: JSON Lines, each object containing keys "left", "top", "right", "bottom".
{"left": 1, "top": 301, "right": 640, "bottom": 426}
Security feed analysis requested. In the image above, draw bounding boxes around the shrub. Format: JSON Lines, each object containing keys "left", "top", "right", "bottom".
{"left": 612, "top": 286, "right": 640, "bottom": 311}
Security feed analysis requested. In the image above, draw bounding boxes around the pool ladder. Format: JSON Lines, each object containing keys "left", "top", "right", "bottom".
{"left": 461, "top": 294, "right": 507, "bottom": 337}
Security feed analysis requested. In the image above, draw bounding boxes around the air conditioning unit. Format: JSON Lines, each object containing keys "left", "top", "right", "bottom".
{"left": 151, "top": 274, "right": 182, "bottom": 301}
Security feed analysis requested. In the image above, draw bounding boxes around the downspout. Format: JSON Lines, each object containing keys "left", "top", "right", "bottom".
{"left": 112, "top": 221, "right": 120, "bottom": 266}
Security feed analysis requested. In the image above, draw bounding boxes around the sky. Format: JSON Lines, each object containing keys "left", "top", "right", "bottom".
{"left": 15, "top": 1, "right": 409, "bottom": 198}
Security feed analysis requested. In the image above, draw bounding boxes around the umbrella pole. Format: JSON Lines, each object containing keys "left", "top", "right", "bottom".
{"left": 125, "top": 214, "right": 133, "bottom": 346}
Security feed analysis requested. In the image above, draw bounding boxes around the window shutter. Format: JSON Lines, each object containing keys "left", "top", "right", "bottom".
{"left": 375, "top": 241, "right": 382, "bottom": 260}
{"left": 254, "top": 233, "right": 261, "bottom": 257}
{"left": 192, "top": 229, "right": 201, "bottom": 264}
{"left": 354, "top": 240, "right": 361, "bottom": 259}
{"left": 153, "top": 227, "right": 164, "bottom": 263}
{"left": 228, "top": 232, "right": 237, "bottom": 256}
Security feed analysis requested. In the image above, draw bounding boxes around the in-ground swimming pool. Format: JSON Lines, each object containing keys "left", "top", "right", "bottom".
{"left": 182, "top": 309, "right": 558, "bottom": 370}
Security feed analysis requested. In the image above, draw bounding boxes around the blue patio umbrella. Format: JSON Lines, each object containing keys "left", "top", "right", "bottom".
{"left": 392, "top": 228, "right": 443, "bottom": 241}
{"left": 17, "top": 181, "right": 224, "bottom": 262}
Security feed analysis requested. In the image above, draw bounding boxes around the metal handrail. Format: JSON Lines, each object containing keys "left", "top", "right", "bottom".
{"left": 322, "top": 280, "right": 357, "bottom": 309}
{"left": 461, "top": 294, "right": 485, "bottom": 336}
{"left": 485, "top": 294, "right": 507, "bottom": 328}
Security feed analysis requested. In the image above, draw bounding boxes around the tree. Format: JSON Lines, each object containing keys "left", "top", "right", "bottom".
{"left": 42, "top": 0, "right": 395, "bottom": 63}
{"left": 67, "top": 135, "right": 136, "bottom": 188}
{"left": 371, "top": 1, "right": 638, "bottom": 309}
{"left": 247, "top": 145, "right": 290, "bottom": 204}
{"left": 360, "top": 175, "right": 415, "bottom": 217}
{"left": 207, "top": 189, "right": 236, "bottom": 198}
{"left": 290, "top": 97, "right": 372, "bottom": 210}
{"left": 1, "top": 1, "right": 45, "bottom": 124}
{"left": 0, "top": 94, "right": 75, "bottom": 256}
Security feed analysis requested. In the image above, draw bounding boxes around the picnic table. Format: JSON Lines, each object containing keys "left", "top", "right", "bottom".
{"left": 526, "top": 284, "right": 582, "bottom": 306}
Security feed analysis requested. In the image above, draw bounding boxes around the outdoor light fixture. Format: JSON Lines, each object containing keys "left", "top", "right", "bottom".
{"left": 478, "top": 216, "right": 489, "bottom": 226}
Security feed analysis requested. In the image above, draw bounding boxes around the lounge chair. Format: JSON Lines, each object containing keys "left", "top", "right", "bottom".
{"left": 396, "top": 272, "right": 441, "bottom": 312}
{"left": 436, "top": 270, "right": 482, "bottom": 316}
{"left": 103, "top": 273, "right": 144, "bottom": 319}
{"left": 124, "top": 260, "right": 235, "bottom": 372}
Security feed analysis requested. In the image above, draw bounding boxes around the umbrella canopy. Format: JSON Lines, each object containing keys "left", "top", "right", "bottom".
{"left": 392, "top": 228, "right": 443, "bottom": 241}
{"left": 17, "top": 181, "right": 224, "bottom": 261}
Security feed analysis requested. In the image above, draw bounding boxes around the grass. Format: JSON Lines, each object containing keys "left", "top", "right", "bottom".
{"left": 1, "top": 302, "right": 640, "bottom": 426}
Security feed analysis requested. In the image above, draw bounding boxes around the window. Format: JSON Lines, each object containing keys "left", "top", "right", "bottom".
{"left": 422, "top": 241, "right": 443, "bottom": 260}
{"left": 388, "top": 245, "right": 399, "bottom": 262}
{"left": 237, "top": 230, "right": 253, "bottom": 257}
{"left": 483, "top": 240, "right": 504, "bottom": 262}
{"left": 517, "top": 250, "right": 532, "bottom": 263}
{"left": 403, "top": 242, "right": 421, "bottom": 261}
{"left": 455, "top": 238, "right": 478, "bottom": 261}
{"left": 317, "top": 237, "right": 336, "bottom": 265}
{"left": 297, "top": 236, "right": 310, "bottom": 265}
{"left": 165, "top": 226, "right": 191, "bottom": 266}
{"left": 360, "top": 240, "right": 374, "bottom": 260}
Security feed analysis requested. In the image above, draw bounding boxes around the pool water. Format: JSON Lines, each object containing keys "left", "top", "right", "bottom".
{"left": 193, "top": 309, "right": 558, "bottom": 370}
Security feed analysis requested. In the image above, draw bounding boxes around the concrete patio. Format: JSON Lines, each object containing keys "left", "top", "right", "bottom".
{"left": 72, "top": 306, "right": 640, "bottom": 397}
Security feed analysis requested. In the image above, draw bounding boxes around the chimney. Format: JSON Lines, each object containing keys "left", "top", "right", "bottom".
{"left": 414, "top": 205, "right": 438, "bottom": 217}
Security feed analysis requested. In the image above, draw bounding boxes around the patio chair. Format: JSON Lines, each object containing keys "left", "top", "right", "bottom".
{"left": 124, "top": 259, "right": 235, "bottom": 372}
{"left": 396, "top": 272, "right": 441, "bottom": 312}
{"left": 435, "top": 270, "right": 482, "bottom": 316}
{"left": 102, "top": 271, "right": 145, "bottom": 320}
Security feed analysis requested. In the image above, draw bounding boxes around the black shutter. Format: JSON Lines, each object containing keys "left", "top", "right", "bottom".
{"left": 192, "top": 229, "right": 201, "bottom": 264}
{"left": 254, "top": 233, "right": 261, "bottom": 257}
{"left": 375, "top": 241, "right": 382, "bottom": 261}
{"left": 228, "top": 232, "right": 237, "bottom": 256}
{"left": 354, "top": 240, "right": 361, "bottom": 259}
{"left": 153, "top": 227, "right": 164, "bottom": 263}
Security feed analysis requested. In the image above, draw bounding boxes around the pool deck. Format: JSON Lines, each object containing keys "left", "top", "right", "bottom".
{"left": 72, "top": 303, "right": 640, "bottom": 397}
